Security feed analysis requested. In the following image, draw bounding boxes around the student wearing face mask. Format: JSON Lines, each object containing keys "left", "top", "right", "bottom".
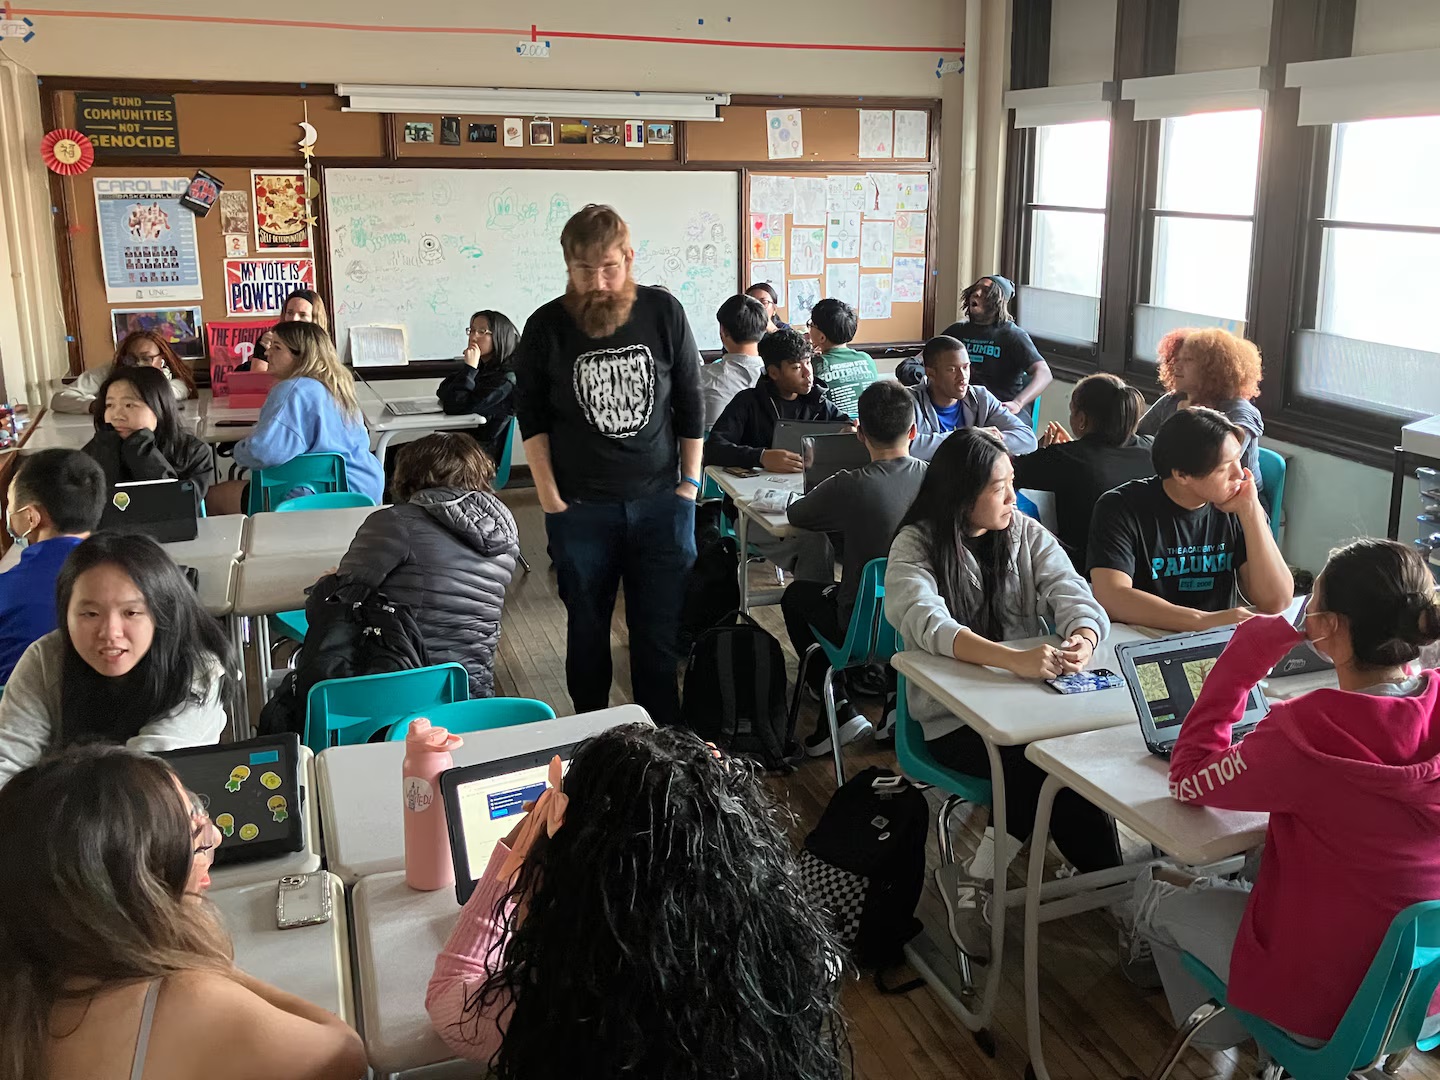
{"left": 0, "top": 450, "right": 107, "bottom": 684}
{"left": 50, "top": 331, "right": 197, "bottom": 415}
{"left": 0, "top": 533, "right": 233, "bottom": 788}
{"left": 437, "top": 309, "right": 520, "bottom": 458}
{"left": 83, "top": 366, "right": 214, "bottom": 502}
{"left": 239, "top": 289, "right": 329, "bottom": 374}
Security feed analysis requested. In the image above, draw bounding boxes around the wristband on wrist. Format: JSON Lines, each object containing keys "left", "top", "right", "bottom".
{"left": 682, "top": 476, "right": 702, "bottom": 490}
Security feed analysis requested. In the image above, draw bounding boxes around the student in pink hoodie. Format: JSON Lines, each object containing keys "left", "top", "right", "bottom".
{"left": 424, "top": 724, "right": 847, "bottom": 1079}
{"left": 1133, "top": 538, "right": 1440, "bottom": 1049}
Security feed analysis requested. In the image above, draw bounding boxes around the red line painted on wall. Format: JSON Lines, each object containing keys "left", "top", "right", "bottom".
{"left": 16, "top": 7, "right": 964, "bottom": 55}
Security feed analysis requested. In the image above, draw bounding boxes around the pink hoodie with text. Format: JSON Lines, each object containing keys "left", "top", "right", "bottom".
{"left": 1169, "top": 614, "right": 1440, "bottom": 1040}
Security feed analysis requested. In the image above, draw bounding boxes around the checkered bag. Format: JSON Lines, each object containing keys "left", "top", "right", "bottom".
{"left": 798, "top": 767, "right": 927, "bottom": 972}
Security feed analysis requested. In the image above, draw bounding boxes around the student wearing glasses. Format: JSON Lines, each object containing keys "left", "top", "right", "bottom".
{"left": 437, "top": 310, "right": 520, "bottom": 459}
{"left": 745, "top": 282, "right": 790, "bottom": 332}
{"left": 51, "top": 331, "right": 196, "bottom": 415}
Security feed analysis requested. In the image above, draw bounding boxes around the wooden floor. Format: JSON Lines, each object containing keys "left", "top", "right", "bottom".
{"left": 491, "top": 486, "right": 1437, "bottom": 1080}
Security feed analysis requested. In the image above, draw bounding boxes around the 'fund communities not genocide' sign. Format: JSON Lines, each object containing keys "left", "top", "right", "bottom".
{"left": 76, "top": 93, "right": 180, "bottom": 155}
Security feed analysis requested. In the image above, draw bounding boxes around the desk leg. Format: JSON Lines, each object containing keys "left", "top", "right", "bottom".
{"left": 737, "top": 510, "right": 751, "bottom": 613}
{"left": 372, "top": 429, "right": 395, "bottom": 463}
{"left": 1389, "top": 448, "right": 1409, "bottom": 542}
{"left": 1025, "top": 775, "right": 1062, "bottom": 1080}
{"left": 256, "top": 615, "right": 274, "bottom": 704}
{"left": 228, "top": 614, "right": 249, "bottom": 741}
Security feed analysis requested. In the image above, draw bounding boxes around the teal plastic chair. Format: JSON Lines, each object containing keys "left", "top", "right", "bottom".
{"left": 786, "top": 558, "right": 897, "bottom": 787}
{"left": 385, "top": 696, "right": 557, "bottom": 740}
{"left": 1146, "top": 900, "right": 1440, "bottom": 1080}
{"left": 246, "top": 453, "right": 349, "bottom": 514}
{"left": 1030, "top": 393, "right": 1043, "bottom": 433}
{"left": 1257, "top": 446, "right": 1287, "bottom": 542}
{"left": 303, "top": 663, "right": 470, "bottom": 754}
{"left": 274, "top": 491, "right": 377, "bottom": 512}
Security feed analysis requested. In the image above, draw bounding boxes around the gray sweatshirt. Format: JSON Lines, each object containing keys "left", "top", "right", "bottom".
{"left": 909, "top": 378, "right": 1039, "bottom": 461}
{"left": 0, "top": 631, "right": 227, "bottom": 788}
{"left": 884, "top": 514, "right": 1109, "bottom": 740}
{"left": 51, "top": 363, "right": 190, "bottom": 414}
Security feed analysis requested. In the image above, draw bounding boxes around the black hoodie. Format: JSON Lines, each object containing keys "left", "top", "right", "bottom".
{"left": 703, "top": 374, "right": 848, "bottom": 468}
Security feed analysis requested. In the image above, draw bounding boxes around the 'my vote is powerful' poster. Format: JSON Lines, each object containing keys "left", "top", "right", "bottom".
{"left": 224, "top": 258, "right": 316, "bottom": 317}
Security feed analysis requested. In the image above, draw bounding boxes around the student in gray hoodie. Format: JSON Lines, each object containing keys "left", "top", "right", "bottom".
{"left": 884, "top": 429, "right": 1117, "bottom": 960}
{"left": 908, "top": 336, "right": 1037, "bottom": 461}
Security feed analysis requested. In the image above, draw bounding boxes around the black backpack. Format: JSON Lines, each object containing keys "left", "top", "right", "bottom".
{"left": 798, "top": 766, "right": 928, "bottom": 981}
{"left": 679, "top": 610, "right": 796, "bottom": 770}
{"left": 679, "top": 536, "right": 740, "bottom": 655}
{"left": 258, "top": 574, "right": 429, "bottom": 738}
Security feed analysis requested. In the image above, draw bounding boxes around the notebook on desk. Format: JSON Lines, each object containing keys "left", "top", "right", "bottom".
{"left": 384, "top": 398, "right": 444, "bottom": 417}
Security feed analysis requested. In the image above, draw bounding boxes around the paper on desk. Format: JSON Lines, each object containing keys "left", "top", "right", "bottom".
{"left": 748, "top": 488, "right": 797, "bottom": 514}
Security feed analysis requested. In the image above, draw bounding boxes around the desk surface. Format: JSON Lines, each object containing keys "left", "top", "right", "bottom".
{"left": 702, "top": 466, "right": 800, "bottom": 538}
{"left": 233, "top": 554, "right": 329, "bottom": 617}
{"left": 1025, "top": 725, "right": 1269, "bottom": 865}
{"left": 210, "top": 746, "right": 322, "bottom": 889}
{"left": 170, "top": 514, "right": 248, "bottom": 562}
{"left": 210, "top": 871, "right": 354, "bottom": 1023}
{"left": 317, "top": 704, "right": 651, "bottom": 883}
{"left": 244, "top": 504, "right": 385, "bottom": 559}
{"left": 891, "top": 625, "right": 1161, "bottom": 746}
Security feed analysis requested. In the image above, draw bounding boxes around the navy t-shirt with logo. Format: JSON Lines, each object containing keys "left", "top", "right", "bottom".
{"left": 939, "top": 319, "right": 1045, "bottom": 407}
{"left": 1085, "top": 476, "right": 1247, "bottom": 612}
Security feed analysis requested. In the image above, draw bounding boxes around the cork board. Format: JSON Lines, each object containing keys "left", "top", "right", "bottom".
{"left": 688, "top": 105, "right": 937, "bottom": 165}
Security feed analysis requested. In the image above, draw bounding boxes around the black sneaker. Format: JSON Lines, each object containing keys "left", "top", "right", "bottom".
{"left": 804, "top": 699, "right": 873, "bottom": 757}
{"left": 873, "top": 702, "right": 897, "bottom": 744}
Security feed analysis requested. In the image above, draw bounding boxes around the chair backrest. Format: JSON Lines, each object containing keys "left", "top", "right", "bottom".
{"left": 247, "top": 453, "right": 350, "bottom": 514}
{"left": 833, "top": 558, "right": 898, "bottom": 666}
{"left": 385, "top": 696, "right": 557, "bottom": 740}
{"left": 1257, "top": 446, "right": 1287, "bottom": 541}
{"left": 1030, "top": 394, "right": 1043, "bottom": 433}
{"left": 273, "top": 491, "right": 377, "bottom": 513}
{"left": 492, "top": 418, "right": 518, "bottom": 492}
{"left": 303, "top": 663, "right": 469, "bottom": 754}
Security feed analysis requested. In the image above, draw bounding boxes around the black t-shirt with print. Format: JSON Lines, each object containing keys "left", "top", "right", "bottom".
{"left": 939, "top": 319, "right": 1045, "bottom": 407}
{"left": 1086, "top": 476, "right": 1247, "bottom": 613}
{"left": 513, "top": 286, "right": 703, "bottom": 502}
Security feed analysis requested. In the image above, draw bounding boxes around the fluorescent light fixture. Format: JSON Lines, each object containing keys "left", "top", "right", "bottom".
{"left": 337, "top": 85, "right": 730, "bottom": 121}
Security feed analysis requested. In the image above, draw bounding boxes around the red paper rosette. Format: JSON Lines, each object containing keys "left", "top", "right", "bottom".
{"left": 41, "top": 129, "right": 95, "bottom": 176}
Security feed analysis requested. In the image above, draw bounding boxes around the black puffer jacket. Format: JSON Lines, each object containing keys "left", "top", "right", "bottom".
{"left": 336, "top": 487, "right": 519, "bottom": 697}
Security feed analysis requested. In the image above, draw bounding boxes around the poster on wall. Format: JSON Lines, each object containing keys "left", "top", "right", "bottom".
{"left": 224, "top": 258, "right": 316, "bottom": 317}
{"left": 111, "top": 307, "right": 203, "bottom": 359}
{"left": 93, "top": 176, "right": 202, "bottom": 303}
{"left": 251, "top": 171, "right": 310, "bottom": 252}
{"left": 205, "top": 320, "right": 273, "bottom": 397}
{"left": 75, "top": 93, "right": 179, "bottom": 155}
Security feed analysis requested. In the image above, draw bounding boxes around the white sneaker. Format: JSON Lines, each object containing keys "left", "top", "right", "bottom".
{"left": 934, "top": 861, "right": 992, "bottom": 964}
{"left": 803, "top": 703, "right": 873, "bottom": 757}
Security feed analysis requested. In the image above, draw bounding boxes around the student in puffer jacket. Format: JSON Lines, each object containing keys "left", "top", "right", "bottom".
{"left": 336, "top": 432, "right": 520, "bottom": 697}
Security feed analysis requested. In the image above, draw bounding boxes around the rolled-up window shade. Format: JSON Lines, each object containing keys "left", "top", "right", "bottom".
{"left": 1285, "top": 49, "right": 1440, "bottom": 125}
{"left": 1005, "top": 83, "right": 1114, "bottom": 129}
{"left": 1121, "top": 66, "right": 1270, "bottom": 121}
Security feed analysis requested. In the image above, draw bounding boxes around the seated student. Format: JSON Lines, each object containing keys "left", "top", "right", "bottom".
{"left": 0, "top": 449, "right": 106, "bottom": 684}
{"left": 885, "top": 428, "right": 1118, "bottom": 960}
{"left": 782, "top": 380, "right": 927, "bottom": 755}
{"left": 914, "top": 274, "right": 1051, "bottom": 424}
{"left": 909, "top": 335, "right": 1037, "bottom": 460}
{"left": 207, "top": 321, "right": 384, "bottom": 515}
{"left": 239, "top": 288, "right": 330, "bottom": 373}
{"left": 0, "top": 533, "right": 232, "bottom": 787}
{"left": 806, "top": 299, "right": 878, "bottom": 416}
{"left": 1137, "top": 327, "right": 1265, "bottom": 493}
{"left": 1014, "top": 372, "right": 1155, "bottom": 567}
{"left": 0, "top": 743, "right": 368, "bottom": 1079}
{"left": 745, "top": 281, "right": 790, "bottom": 332}
{"left": 337, "top": 433, "right": 519, "bottom": 699}
{"left": 437, "top": 309, "right": 520, "bottom": 459}
{"left": 426, "top": 723, "right": 846, "bottom": 1076}
{"left": 84, "top": 365, "right": 215, "bottom": 502}
{"left": 51, "top": 330, "right": 196, "bottom": 414}
{"left": 1132, "top": 539, "right": 1440, "bottom": 1051}
{"left": 1088, "top": 408, "right": 1292, "bottom": 633}
{"left": 700, "top": 294, "right": 767, "bottom": 430}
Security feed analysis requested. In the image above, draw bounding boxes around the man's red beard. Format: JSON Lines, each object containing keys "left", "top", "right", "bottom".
{"left": 564, "top": 278, "right": 638, "bottom": 339}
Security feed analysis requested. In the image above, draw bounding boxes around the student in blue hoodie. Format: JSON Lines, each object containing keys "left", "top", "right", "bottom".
{"left": 0, "top": 450, "right": 107, "bottom": 683}
{"left": 206, "top": 321, "right": 384, "bottom": 515}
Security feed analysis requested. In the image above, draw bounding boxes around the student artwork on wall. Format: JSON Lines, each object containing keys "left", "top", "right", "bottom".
{"left": 894, "top": 211, "right": 927, "bottom": 254}
{"left": 790, "top": 227, "right": 824, "bottom": 276}
{"left": 749, "top": 215, "right": 784, "bottom": 261}
{"left": 827, "top": 174, "right": 868, "bottom": 213}
{"left": 860, "top": 220, "right": 894, "bottom": 268}
{"left": 866, "top": 172, "right": 899, "bottom": 219}
{"left": 765, "top": 109, "right": 803, "bottom": 160}
{"left": 826, "top": 212, "right": 860, "bottom": 261}
{"left": 893, "top": 110, "right": 929, "bottom": 159}
{"left": 893, "top": 257, "right": 926, "bottom": 303}
{"left": 825, "top": 263, "right": 859, "bottom": 308}
{"left": 788, "top": 277, "right": 820, "bottom": 327}
{"left": 896, "top": 175, "right": 929, "bottom": 212}
{"left": 859, "top": 110, "right": 894, "bottom": 158}
{"left": 859, "top": 273, "right": 893, "bottom": 320}
{"left": 111, "top": 307, "right": 203, "bottom": 358}
{"left": 750, "top": 262, "right": 784, "bottom": 306}
{"left": 750, "top": 175, "right": 795, "bottom": 216}
{"left": 251, "top": 172, "right": 309, "bottom": 252}
{"left": 792, "top": 177, "right": 827, "bottom": 226}
{"left": 94, "top": 176, "right": 202, "bottom": 303}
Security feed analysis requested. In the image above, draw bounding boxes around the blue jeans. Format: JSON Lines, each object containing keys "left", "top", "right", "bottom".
{"left": 545, "top": 490, "right": 697, "bottom": 726}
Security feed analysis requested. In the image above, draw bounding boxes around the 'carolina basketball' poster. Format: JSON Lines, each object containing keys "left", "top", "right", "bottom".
{"left": 93, "top": 176, "right": 202, "bottom": 303}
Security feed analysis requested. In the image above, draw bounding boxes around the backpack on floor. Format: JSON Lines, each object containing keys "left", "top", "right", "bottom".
{"left": 798, "top": 766, "right": 927, "bottom": 985}
{"left": 679, "top": 536, "right": 740, "bottom": 655}
{"left": 679, "top": 610, "right": 796, "bottom": 770}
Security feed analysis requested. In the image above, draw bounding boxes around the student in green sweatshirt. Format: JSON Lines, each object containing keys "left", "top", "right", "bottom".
{"left": 806, "top": 299, "right": 878, "bottom": 416}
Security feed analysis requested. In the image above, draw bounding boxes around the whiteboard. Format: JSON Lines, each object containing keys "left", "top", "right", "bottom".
{"left": 324, "top": 168, "right": 740, "bottom": 360}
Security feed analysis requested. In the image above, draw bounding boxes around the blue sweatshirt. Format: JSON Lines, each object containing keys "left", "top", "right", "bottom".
{"left": 0, "top": 535, "right": 84, "bottom": 683}
{"left": 233, "top": 377, "right": 384, "bottom": 504}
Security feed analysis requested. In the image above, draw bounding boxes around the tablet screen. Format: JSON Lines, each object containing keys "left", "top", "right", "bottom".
{"left": 1133, "top": 644, "right": 1225, "bottom": 730}
{"left": 454, "top": 763, "right": 554, "bottom": 882}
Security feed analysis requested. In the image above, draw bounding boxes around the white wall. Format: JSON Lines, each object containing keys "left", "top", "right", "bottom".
{"left": 1048, "top": 0, "right": 1117, "bottom": 85}
{"left": 1174, "top": 0, "right": 1272, "bottom": 73}
{"left": 1352, "top": 0, "right": 1440, "bottom": 54}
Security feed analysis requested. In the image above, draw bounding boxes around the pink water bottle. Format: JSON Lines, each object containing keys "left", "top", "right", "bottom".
{"left": 402, "top": 717, "right": 464, "bottom": 891}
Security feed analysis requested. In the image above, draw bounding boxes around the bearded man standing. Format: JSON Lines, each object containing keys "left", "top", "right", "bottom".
{"left": 513, "top": 204, "right": 704, "bottom": 724}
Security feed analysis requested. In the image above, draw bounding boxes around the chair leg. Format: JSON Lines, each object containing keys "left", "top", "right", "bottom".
{"left": 1143, "top": 1001, "right": 1228, "bottom": 1080}
{"left": 1257, "top": 1062, "right": 1284, "bottom": 1080}
{"left": 1383, "top": 1050, "right": 1412, "bottom": 1075}
{"left": 517, "top": 553, "right": 532, "bottom": 574}
{"left": 822, "top": 665, "right": 844, "bottom": 788}
{"left": 935, "top": 794, "right": 975, "bottom": 991}
{"left": 787, "top": 643, "right": 822, "bottom": 744}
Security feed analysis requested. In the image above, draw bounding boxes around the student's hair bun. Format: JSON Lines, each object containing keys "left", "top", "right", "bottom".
{"left": 1399, "top": 591, "right": 1440, "bottom": 647}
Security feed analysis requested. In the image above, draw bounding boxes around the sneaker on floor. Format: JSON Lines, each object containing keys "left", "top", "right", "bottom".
{"left": 1117, "top": 924, "right": 1163, "bottom": 988}
{"left": 848, "top": 663, "right": 889, "bottom": 700}
{"left": 934, "top": 861, "right": 992, "bottom": 964}
{"left": 873, "top": 702, "right": 897, "bottom": 744}
{"left": 804, "top": 700, "right": 873, "bottom": 757}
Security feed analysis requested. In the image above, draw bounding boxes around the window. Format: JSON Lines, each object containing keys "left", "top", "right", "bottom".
{"left": 1020, "top": 120, "right": 1110, "bottom": 344}
{"left": 1135, "top": 110, "right": 1263, "bottom": 357}
{"left": 1293, "top": 115, "right": 1440, "bottom": 416}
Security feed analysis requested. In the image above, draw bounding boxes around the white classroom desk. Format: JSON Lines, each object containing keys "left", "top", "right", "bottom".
{"left": 1021, "top": 725, "right": 1269, "bottom": 1080}
{"left": 200, "top": 403, "right": 262, "bottom": 444}
{"left": 359, "top": 376, "right": 481, "bottom": 461}
{"left": 243, "top": 503, "right": 384, "bottom": 559}
{"left": 210, "top": 745, "right": 323, "bottom": 888}
{"left": 317, "top": 703, "right": 651, "bottom": 883}
{"left": 701, "top": 465, "right": 801, "bottom": 611}
{"left": 210, "top": 871, "right": 355, "bottom": 1024}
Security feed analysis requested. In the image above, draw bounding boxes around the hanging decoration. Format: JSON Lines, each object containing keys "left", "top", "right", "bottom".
{"left": 40, "top": 129, "right": 95, "bottom": 176}
{"left": 298, "top": 105, "right": 320, "bottom": 239}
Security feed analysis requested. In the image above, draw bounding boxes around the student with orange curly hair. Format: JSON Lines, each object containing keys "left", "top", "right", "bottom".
{"left": 51, "top": 331, "right": 197, "bottom": 415}
{"left": 1137, "top": 327, "right": 1265, "bottom": 492}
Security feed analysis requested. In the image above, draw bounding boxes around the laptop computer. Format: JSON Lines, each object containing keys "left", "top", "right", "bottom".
{"left": 801, "top": 432, "right": 870, "bottom": 493}
{"left": 98, "top": 479, "right": 199, "bottom": 543}
{"left": 440, "top": 743, "right": 578, "bottom": 905}
{"left": 772, "top": 419, "right": 854, "bottom": 454}
{"left": 385, "top": 398, "right": 445, "bottom": 417}
{"left": 1115, "top": 629, "right": 1269, "bottom": 758}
